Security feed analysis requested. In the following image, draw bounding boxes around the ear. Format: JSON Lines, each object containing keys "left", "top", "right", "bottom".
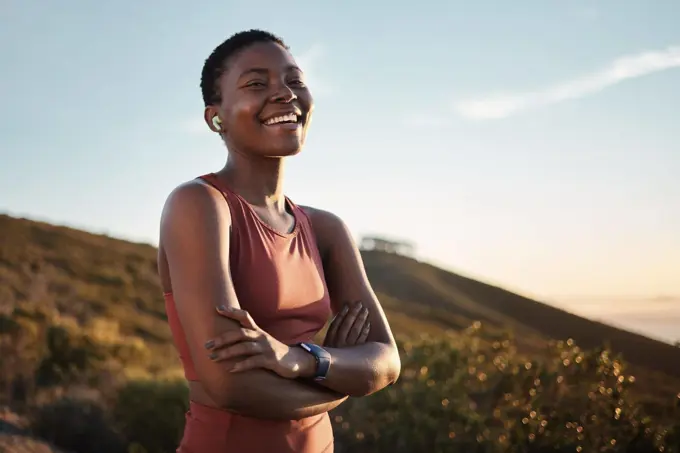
{"left": 204, "top": 106, "right": 223, "bottom": 133}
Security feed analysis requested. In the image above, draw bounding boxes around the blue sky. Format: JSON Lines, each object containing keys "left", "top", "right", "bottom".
{"left": 1, "top": 0, "right": 679, "bottom": 303}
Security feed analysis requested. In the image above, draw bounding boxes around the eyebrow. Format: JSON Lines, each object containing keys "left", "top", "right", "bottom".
{"left": 238, "top": 65, "right": 302, "bottom": 78}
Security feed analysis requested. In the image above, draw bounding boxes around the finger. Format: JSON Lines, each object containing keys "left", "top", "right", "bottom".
{"left": 347, "top": 308, "right": 370, "bottom": 344}
{"left": 337, "top": 302, "right": 363, "bottom": 345}
{"left": 324, "top": 304, "right": 349, "bottom": 346}
{"left": 209, "top": 340, "right": 262, "bottom": 362}
{"left": 346, "top": 307, "right": 370, "bottom": 345}
{"left": 230, "top": 354, "right": 269, "bottom": 373}
{"left": 324, "top": 317, "right": 340, "bottom": 347}
{"left": 216, "top": 306, "right": 257, "bottom": 329}
{"left": 205, "top": 328, "right": 257, "bottom": 350}
{"left": 356, "top": 321, "right": 370, "bottom": 344}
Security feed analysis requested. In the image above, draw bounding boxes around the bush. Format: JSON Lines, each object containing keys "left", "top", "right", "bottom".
{"left": 0, "top": 313, "right": 43, "bottom": 404}
{"left": 1, "top": 306, "right": 154, "bottom": 399}
{"left": 30, "top": 396, "right": 126, "bottom": 453}
{"left": 35, "top": 323, "right": 107, "bottom": 387}
{"left": 331, "top": 325, "right": 680, "bottom": 453}
{"left": 6, "top": 302, "right": 679, "bottom": 453}
{"left": 113, "top": 379, "right": 189, "bottom": 453}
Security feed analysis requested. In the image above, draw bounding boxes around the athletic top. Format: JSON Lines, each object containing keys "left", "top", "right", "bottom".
{"left": 163, "top": 173, "right": 335, "bottom": 452}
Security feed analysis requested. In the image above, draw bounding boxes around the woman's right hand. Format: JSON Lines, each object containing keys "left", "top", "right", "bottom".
{"left": 207, "top": 307, "right": 317, "bottom": 379}
{"left": 323, "top": 301, "right": 371, "bottom": 348}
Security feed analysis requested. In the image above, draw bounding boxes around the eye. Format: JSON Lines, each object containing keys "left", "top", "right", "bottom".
{"left": 245, "top": 80, "right": 266, "bottom": 89}
{"left": 288, "top": 78, "right": 305, "bottom": 87}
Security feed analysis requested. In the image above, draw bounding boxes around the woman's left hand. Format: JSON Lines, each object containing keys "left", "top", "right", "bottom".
{"left": 205, "top": 306, "right": 315, "bottom": 379}
{"left": 324, "top": 301, "right": 370, "bottom": 348}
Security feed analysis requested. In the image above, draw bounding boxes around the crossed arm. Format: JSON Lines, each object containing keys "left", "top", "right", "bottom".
{"left": 159, "top": 180, "right": 400, "bottom": 420}
{"left": 300, "top": 206, "right": 401, "bottom": 397}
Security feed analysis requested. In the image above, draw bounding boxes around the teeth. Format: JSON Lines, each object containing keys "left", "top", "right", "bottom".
{"left": 264, "top": 113, "right": 298, "bottom": 125}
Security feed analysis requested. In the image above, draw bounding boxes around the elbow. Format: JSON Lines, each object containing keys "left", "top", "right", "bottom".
{"left": 353, "top": 344, "right": 402, "bottom": 397}
{"left": 380, "top": 345, "right": 402, "bottom": 389}
{"left": 386, "top": 347, "right": 402, "bottom": 385}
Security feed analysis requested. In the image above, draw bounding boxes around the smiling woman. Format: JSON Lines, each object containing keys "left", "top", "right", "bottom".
{"left": 157, "top": 30, "right": 400, "bottom": 453}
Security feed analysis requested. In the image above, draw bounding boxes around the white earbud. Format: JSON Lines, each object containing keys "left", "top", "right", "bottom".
{"left": 212, "top": 116, "right": 222, "bottom": 131}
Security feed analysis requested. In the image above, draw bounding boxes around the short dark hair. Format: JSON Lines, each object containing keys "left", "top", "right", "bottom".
{"left": 200, "top": 29, "right": 288, "bottom": 106}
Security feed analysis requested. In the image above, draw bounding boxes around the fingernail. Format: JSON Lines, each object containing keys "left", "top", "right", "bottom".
{"left": 217, "top": 305, "right": 227, "bottom": 312}
{"left": 205, "top": 340, "right": 215, "bottom": 349}
{"left": 341, "top": 305, "right": 349, "bottom": 314}
{"left": 209, "top": 352, "right": 218, "bottom": 360}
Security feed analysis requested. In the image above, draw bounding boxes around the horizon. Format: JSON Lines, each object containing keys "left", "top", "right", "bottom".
{"left": 1, "top": 1, "right": 679, "bottom": 306}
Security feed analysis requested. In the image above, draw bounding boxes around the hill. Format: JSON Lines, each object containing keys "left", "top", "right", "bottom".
{"left": 1, "top": 212, "right": 679, "bottom": 385}
{"left": 1, "top": 212, "right": 679, "bottom": 452}
{"left": 362, "top": 251, "right": 680, "bottom": 378}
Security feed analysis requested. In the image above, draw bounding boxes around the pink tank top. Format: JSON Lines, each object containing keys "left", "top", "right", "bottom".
{"left": 163, "top": 173, "right": 335, "bottom": 452}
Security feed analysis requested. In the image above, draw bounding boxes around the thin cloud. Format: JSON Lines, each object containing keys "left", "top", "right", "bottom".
{"left": 454, "top": 45, "right": 680, "bottom": 120}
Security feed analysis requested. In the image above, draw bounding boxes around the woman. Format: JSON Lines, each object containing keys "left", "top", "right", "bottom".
{"left": 158, "top": 29, "right": 401, "bottom": 452}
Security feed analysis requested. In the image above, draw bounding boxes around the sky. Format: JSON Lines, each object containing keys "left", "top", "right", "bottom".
{"left": 1, "top": 1, "right": 679, "bottom": 316}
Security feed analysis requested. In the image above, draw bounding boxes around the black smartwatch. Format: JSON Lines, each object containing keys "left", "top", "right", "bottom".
{"left": 297, "top": 342, "right": 331, "bottom": 381}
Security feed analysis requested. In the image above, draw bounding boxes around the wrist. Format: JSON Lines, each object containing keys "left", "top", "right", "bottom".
{"left": 291, "top": 345, "right": 317, "bottom": 379}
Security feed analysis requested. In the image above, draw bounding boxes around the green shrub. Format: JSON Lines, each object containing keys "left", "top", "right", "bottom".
{"left": 331, "top": 325, "right": 680, "bottom": 453}
{"left": 6, "top": 296, "right": 679, "bottom": 453}
{"left": 113, "top": 379, "right": 189, "bottom": 453}
{"left": 0, "top": 312, "right": 44, "bottom": 404}
{"left": 31, "top": 396, "right": 126, "bottom": 453}
{"left": 35, "top": 323, "right": 106, "bottom": 386}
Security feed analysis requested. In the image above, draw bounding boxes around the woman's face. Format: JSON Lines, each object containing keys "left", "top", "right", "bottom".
{"left": 207, "top": 41, "right": 314, "bottom": 158}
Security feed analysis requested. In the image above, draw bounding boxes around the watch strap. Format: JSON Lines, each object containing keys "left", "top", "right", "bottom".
{"left": 297, "top": 342, "right": 331, "bottom": 381}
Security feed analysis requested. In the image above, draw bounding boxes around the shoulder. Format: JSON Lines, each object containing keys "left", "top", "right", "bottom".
{"left": 164, "top": 177, "right": 222, "bottom": 205}
{"left": 299, "top": 206, "right": 353, "bottom": 253}
{"left": 160, "top": 178, "right": 232, "bottom": 235}
{"left": 299, "top": 206, "right": 348, "bottom": 235}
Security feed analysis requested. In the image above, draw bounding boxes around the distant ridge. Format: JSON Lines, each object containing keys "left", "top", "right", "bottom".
{"left": 361, "top": 251, "right": 680, "bottom": 379}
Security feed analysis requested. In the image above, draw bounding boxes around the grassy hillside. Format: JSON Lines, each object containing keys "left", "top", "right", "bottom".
{"left": 1, "top": 212, "right": 679, "bottom": 384}
{"left": 362, "top": 252, "right": 680, "bottom": 379}
{"left": 1, "top": 212, "right": 679, "bottom": 452}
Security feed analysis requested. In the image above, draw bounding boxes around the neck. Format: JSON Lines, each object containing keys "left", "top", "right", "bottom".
{"left": 218, "top": 152, "right": 287, "bottom": 212}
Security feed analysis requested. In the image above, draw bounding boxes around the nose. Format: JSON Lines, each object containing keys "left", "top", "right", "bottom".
{"left": 271, "top": 83, "right": 297, "bottom": 103}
